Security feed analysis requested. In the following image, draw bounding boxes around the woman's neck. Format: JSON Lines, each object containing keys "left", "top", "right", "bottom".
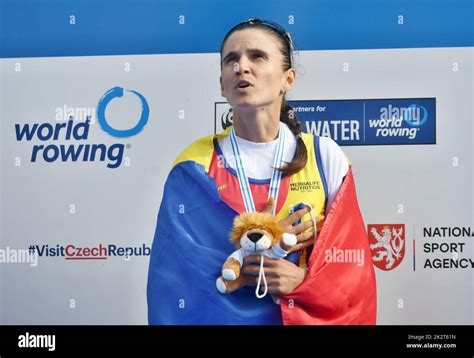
{"left": 232, "top": 106, "right": 281, "bottom": 143}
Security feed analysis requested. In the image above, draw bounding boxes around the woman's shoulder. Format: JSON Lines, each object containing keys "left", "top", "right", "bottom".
{"left": 302, "top": 133, "right": 350, "bottom": 167}
{"left": 172, "top": 133, "right": 218, "bottom": 171}
{"left": 310, "top": 135, "right": 350, "bottom": 212}
{"left": 320, "top": 135, "right": 349, "bottom": 158}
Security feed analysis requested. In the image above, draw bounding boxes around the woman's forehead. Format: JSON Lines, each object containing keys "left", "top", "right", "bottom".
{"left": 222, "top": 28, "right": 282, "bottom": 56}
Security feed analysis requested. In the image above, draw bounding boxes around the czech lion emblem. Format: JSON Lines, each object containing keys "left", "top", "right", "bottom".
{"left": 368, "top": 224, "right": 405, "bottom": 271}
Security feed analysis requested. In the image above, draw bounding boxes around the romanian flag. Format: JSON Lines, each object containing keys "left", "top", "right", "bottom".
{"left": 281, "top": 168, "right": 377, "bottom": 325}
{"left": 147, "top": 140, "right": 376, "bottom": 325}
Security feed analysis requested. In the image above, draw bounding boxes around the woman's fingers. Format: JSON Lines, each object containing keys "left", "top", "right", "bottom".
{"left": 291, "top": 219, "right": 314, "bottom": 235}
{"left": 243, "top": 255, "right": 279, "bottom": 267}
{"left": 296, "top": 230, "right": 315, "bottom": 243}
{"left": 242, "top": 274, "right": 258, "bottom": 286}
{"left": 287, "top": 240, "right": 314, "bottom": 254}
{"left": 243, "top": 255, "right": 261, "bottom": 266}
{"left": 294, "top": 215, "right": 324, "bottom": 231}
{"left": 279, "top": 206, "right": 324, "bottom": 228}
{"left": 241, "top": 265, "right": 279, "bottom": 278}
{"left": 279, "top": 205, "right": 312, "bottom": 227}
{"left": 241, "top": 264, "right": 259, "bottom": 276}
{"left": 289, "top": 215, "right": 324, "bottom": 234}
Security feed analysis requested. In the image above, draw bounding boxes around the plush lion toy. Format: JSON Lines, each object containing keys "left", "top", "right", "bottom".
{"left": 216, "top": 199, "right": 297, "bottom": 296}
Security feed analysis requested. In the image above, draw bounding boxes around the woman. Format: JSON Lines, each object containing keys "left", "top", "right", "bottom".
{"left": 147, "top": 19, "right": 376, "bottom": 325}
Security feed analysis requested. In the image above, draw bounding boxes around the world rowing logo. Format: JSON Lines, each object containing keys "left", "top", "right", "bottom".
{"left": 14, "top": 86, "right": 150, "bottom": 169}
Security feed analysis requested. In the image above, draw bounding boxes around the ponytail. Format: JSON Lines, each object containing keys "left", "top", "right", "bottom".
{"left": 278, "top": 98, "right": 308, "bottom": 175}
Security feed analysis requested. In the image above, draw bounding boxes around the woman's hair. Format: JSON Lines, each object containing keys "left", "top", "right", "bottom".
{"left": 220, "top": 19, "right": 307, "bottom": 176}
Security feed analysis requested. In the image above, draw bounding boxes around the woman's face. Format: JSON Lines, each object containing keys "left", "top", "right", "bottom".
{"left": 220, "top": 28, "right": 295, "bottom": 111}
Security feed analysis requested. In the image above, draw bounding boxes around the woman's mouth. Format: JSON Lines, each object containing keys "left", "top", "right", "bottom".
{"left": 235, "top": 80, "right": 253, "bottom": 92}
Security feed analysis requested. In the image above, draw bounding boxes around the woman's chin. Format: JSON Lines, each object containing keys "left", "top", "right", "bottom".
{"left": 230, "top": 100, "right": 260, "bottom": 110}
{"left": 233, "top": 102, "right": 253, "bottom": 109}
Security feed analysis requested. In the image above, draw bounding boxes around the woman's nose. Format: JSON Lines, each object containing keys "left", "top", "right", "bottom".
{"left": 235, "top": 57, "right": 251, "bottom": 74}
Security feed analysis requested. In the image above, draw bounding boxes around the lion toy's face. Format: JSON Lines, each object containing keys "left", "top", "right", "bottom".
{"left": 230, "top": 212, "right": 284, "bottom": 252}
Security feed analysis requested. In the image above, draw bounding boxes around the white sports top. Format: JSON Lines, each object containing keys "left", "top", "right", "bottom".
{"left": 218, "top": 123, "right": 349, "bottom": 213}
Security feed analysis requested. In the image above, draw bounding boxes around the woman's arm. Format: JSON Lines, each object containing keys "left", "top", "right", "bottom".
{"left": 241, "top": 255, "right": 306, "bottom": 294}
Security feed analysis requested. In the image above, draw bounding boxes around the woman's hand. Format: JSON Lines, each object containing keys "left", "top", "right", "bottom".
{"left": 241, "top": 256, "right": 307, "bottom": 295}
{"left": 237, "top": 202, "right": 325, "bottom": 294}
{"left": 263, "top": 201, "right": 324, "bottom": 254}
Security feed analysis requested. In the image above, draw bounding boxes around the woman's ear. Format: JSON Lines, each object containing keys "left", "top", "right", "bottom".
{"left": 220, "top": 76, "right": 225, "bottom": 97}
{"left": 282, "top": 68, "right": 296, "bottom": 92}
